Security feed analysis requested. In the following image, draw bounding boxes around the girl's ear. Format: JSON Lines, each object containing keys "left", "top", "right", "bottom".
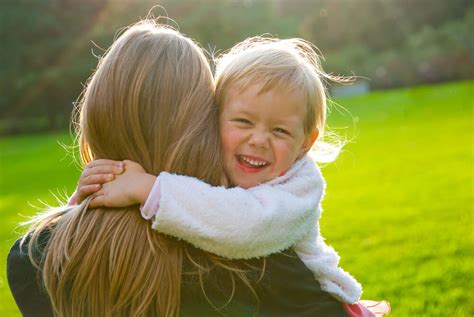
{"left": 298, "top": 129, "right": 319, "bottom": 158}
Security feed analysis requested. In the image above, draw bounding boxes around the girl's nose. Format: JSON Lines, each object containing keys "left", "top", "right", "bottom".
{"left": 248, "top": 131, "right": 269, "bottom": 148}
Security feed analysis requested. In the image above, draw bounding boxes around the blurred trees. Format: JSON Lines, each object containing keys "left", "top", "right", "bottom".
{"left": 1, "top": 0, "right": 473, "bottom": 134}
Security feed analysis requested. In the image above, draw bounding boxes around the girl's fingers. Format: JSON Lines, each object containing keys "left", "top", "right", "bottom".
{"left": 77, "top": 184, "right": 101, "bottom": 203}
{"left": 81, "top": 165, "right": 124, "bottom": 179}
{"left": 81, "top": 174, "right": 115, "bottom": 186}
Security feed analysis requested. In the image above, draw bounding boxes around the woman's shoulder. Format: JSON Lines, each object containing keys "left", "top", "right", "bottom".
{"left": 181, "top": 246, "right": 347, "bottom": 316}
{"left": 7, "top": 230, "right": 54, "bottom": 317}
{"left": 9, "top": 228, "right": 51, "bottom": 255}
{"left": 256, "top": 250, "right": 347, "bottom": 317}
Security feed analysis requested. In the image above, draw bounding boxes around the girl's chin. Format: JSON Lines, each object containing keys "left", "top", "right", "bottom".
{"left": 232, "top": 177, "right": 260, "bottom": 189}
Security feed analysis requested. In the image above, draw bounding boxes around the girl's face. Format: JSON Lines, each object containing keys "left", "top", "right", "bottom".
{"left": 219, "top": 83, "right": 312, "bottom": 188}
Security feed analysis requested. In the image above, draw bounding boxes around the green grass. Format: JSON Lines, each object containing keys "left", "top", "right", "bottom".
{"left": 0, "top": 133, "right": 81, "bottom": 316}
{"left": 1, "top": 80, "right": 472, "bottom": 316}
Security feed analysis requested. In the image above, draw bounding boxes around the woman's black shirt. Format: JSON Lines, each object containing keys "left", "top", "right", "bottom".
{"left": 7, "top": 231, "right": 347, "bottom": 317}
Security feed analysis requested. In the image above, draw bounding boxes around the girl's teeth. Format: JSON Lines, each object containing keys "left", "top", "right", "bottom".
{"left": 241, "top": 156, "right": 266, "bottom": 167}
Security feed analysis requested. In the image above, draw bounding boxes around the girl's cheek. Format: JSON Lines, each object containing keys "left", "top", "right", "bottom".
{"left": 276, "top": 142, "right": 300, "bottom": 167}
{"left": 221, "top": 128, "right": 245, "bottom": 153}
{"left": 276, "top": 140, "right": 294, "bottom": 155}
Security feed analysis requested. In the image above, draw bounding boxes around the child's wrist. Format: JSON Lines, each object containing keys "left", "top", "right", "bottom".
{"left": 134, "top": 174, "right": 157, "bottom": 205}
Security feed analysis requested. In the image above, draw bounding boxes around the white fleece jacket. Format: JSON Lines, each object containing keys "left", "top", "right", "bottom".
{"left": 143, "top": 155, "right": 362, "bottom": 303}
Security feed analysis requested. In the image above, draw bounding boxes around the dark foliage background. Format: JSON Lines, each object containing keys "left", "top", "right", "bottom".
{"left": 1, "top": 0, "right": 473, "bottom": 134}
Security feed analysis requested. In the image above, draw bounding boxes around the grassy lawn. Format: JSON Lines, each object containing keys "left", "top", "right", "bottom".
{"left": 1, "top": 80, "right": 472, "bottom": 316}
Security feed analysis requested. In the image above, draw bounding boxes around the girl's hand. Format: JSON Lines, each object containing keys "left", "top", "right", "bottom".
{"left": 72, "top": 159, "right": 125, "bottom": 204}
{"left": 89, "top": 160, "right": 156, "bottom": 209}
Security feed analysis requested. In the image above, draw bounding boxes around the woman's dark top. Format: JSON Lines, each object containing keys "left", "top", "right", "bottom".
{"left": 7, "top": 230, "right": 347, "bottom": 317}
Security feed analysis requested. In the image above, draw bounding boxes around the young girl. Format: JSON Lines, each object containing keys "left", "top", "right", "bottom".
{"left": 75, "top": 37, "right": 390, "bottom": 315}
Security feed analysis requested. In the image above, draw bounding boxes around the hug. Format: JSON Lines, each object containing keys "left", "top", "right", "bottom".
{"left": 7, "top": 20, "right": 389, "bottom": 317}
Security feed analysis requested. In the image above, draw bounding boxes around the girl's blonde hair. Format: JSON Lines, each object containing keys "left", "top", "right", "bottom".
{"left": 24, "top": 20, "right": 257, "bottom": 317}
{"left": 214, "top": 37, "right": 347, "bottom": 162}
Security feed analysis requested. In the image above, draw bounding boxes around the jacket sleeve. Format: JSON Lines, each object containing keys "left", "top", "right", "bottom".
{"left": 293, "top": 223, "right": 363, "bottom": 304}
{"left": 150, "top": 156, "right": 325, "bottom": 259}
{"left": 7, "top": 235, "right": 54, "bottom": 317}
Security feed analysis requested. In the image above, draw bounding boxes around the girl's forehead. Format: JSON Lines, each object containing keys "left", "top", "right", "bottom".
{"left": 226, "top": 83, "right": 306, "bottom": 107}
{"left": 223, "top": 83, "right": 307, "bottom": 123}
{"left": 230, "top": 77, "right": 304, "bottom": 96}
{"left": 225, "top": 81, "right": 307, "bottom": 102}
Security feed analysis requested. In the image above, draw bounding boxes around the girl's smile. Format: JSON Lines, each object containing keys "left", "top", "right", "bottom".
{"left": 236, "top": 154, "right": 270, "bottom": 173}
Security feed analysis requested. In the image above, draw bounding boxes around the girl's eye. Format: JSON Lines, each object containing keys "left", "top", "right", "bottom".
{"left": 234, "top": 118, "right": 251, "bottom": 124}
{"left": 274, "top": 127, "right": 290, "bottom": 135}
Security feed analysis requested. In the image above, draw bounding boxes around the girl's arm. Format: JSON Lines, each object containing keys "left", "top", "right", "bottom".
{"left": 75, "top": 156, "right": 326, "bottom": 260}
{"left": 293, "top": 224, "right": 363, "bottom": 304}
{"left": 147, "top": 155, "right": 325, "bottom": 259}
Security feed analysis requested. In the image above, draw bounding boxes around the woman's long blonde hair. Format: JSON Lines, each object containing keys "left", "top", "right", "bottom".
{"left": 24, "top": 20, "right": 255, "bottom": 317}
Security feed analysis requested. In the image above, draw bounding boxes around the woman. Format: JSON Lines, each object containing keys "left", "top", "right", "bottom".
{"left": 7, "top": 20, "right": 347, "bottom": 316}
